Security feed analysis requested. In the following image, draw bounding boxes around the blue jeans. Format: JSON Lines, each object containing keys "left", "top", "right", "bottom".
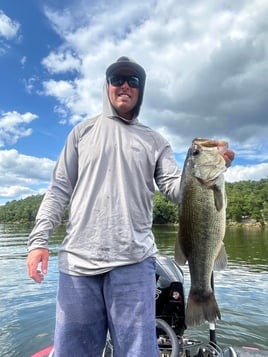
{"left": 54, "top": 257, "right": 159, "bottom": 357}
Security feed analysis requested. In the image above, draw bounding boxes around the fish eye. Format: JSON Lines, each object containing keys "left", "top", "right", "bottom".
{"left": 192, "top": 149, "right": 200, "bottom": 156}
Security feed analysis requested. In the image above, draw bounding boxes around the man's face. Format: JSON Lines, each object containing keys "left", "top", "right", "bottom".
{"left": 108, "top": 73, "right": 139, "bottom": 120}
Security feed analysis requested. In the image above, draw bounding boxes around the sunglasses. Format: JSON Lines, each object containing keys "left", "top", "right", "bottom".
{"left": 107, "top": 75, "right": 140, "bottom": 88}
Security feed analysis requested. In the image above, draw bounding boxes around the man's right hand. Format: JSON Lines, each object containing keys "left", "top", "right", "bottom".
{"left": 27, "top": 248, "right": 49, "bottom": 283}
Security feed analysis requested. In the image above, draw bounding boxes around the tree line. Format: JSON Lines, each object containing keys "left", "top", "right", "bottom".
{"left": 0, "top": 178, "right": 268, "bottom": 224}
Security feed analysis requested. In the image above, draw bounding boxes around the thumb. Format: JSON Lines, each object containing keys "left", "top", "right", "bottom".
{"left": 41, "top": 251, "right": 49, "bottom": 274}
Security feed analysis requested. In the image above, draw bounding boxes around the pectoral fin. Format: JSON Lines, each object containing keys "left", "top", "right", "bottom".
{"left": 213, "top": 185, "right": 224, "bottom": 211}
{"left": 175, "top": 237, "right": 187, "bottom": 265}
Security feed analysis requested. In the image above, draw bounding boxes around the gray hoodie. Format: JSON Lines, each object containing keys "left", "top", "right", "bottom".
{"left": 28, "top": 65, "right": 181, "bottom": 276}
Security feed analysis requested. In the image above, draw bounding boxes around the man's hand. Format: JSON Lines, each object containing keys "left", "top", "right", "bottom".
{"left": 27, "top": 248, "right": 49, "bottom": 283}
{"left": 224, "top": 149, "right": 235, "bottom": 168}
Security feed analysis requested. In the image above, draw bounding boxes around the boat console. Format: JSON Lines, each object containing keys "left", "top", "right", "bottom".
{"left": 104, "top": 255, "right": 238, "bottom": 357}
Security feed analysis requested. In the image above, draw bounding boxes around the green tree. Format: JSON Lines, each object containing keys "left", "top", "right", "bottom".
{"left": 153, "top": 191, "right": 178, "bottom": 224}
{"left": 1, "top": 178, "right": 268, "bottom": 224}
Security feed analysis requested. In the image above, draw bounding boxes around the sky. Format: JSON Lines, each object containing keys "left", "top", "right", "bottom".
{"left": 0, "top": 0, "right": 268, "bottom": 205}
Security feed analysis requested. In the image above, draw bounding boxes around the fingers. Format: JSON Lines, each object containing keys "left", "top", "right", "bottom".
{"left": 27, "top": 249, "right": 49, "bottom": 283}
{"left": 224, "top": 150, "right": 235, "bottom": 168}
{"left": 41, "top": 255, "right": 48, "bottom": 275}
{"left": 226, "top": 149, "right": 235, "bottom": 162}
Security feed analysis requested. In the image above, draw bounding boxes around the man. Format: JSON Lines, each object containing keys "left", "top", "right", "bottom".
{"left": 27, "top": 56, "right": 234, "bottom": 356}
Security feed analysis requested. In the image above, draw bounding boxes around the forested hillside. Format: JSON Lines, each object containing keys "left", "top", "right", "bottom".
{"left": 226, "top": 179, "right": 268, "bottom": 223}
{"left": 0, "top": 179, "right": 268, "bottom": 224}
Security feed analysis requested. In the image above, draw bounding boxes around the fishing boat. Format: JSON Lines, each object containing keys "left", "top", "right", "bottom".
{"left": 31, "top": 255, "right": 266, "bottom": 357}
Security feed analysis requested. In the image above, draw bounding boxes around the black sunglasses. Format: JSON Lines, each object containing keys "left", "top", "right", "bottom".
{"left": 107, "top": 75, "right": 140, "bottom": 88}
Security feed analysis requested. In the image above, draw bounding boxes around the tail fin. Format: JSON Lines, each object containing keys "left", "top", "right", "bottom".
{"left": 185, "top": 289, "right": 221, "bottom": 327}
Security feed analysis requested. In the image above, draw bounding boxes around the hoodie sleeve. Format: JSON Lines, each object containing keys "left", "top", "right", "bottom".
{"left": 28, "top": 128, "right": 79, "bottom": 251}
{"left": 154, "top": 141, "right": 181, "bottom": 204}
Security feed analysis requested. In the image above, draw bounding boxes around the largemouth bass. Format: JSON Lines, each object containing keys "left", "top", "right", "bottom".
{"left": 175, "top": 138, "right": 229, "bottom": 327}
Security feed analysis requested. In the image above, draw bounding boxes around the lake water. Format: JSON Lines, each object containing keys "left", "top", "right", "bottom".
{"left": 0, "top": 223, "right": 267, "bottom": 356}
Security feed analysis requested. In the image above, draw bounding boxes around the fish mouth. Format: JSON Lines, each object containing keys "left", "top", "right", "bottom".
{"left": 192, "top": 138, "right": 228, "bottom": 151}
{"left": 190, "top": 138, "right": 228, "bottom": 184}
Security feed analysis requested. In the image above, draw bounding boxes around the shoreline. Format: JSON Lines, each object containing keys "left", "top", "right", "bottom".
{"left": 1, "top": 220, "right": 267, "bottom": 229}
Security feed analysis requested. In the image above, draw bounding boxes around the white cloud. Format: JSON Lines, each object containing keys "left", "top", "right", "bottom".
{"left": 30, "top": 0, "right": 268, "bottom": 185}
{"left": 0, "top": 185, "right": 36, "bottom": 199}
{"left": 38, "top": 0, "right": 268, "bottom": 153}
{"left": 1, "top": 0, "right": 267, "bottom": 207}
{"left": 43, "top": 80, "right": 74, "bottom": 99}
{"left": 42, "top": 77, "right": 103, "bottom": 124}
{"left": 42, "top": 50, "right": 81, "bottom": 74}
{"left": 0, "top": 111, "right": 38, "bottom": 147}
{"left": 0, "top": 10, "right": 20, "bottom": 39}
{"left": 0, "top": 149, "right": 54, "bottom": 180}
{"left": 0, "top": 149, "right": 55, "bottom": 203}
{"left": 226, "top": 164, "right": 268, "bottom": 183}
{"left": 20, "top": 55, "right": 27, "bottom": 66}
{"left": 24, "top": 76, "right": 39, "bottom": 94}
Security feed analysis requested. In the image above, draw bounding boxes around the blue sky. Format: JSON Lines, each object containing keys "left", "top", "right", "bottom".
{"left": 0, "top": 0, "right": 268, "bottom": 205}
